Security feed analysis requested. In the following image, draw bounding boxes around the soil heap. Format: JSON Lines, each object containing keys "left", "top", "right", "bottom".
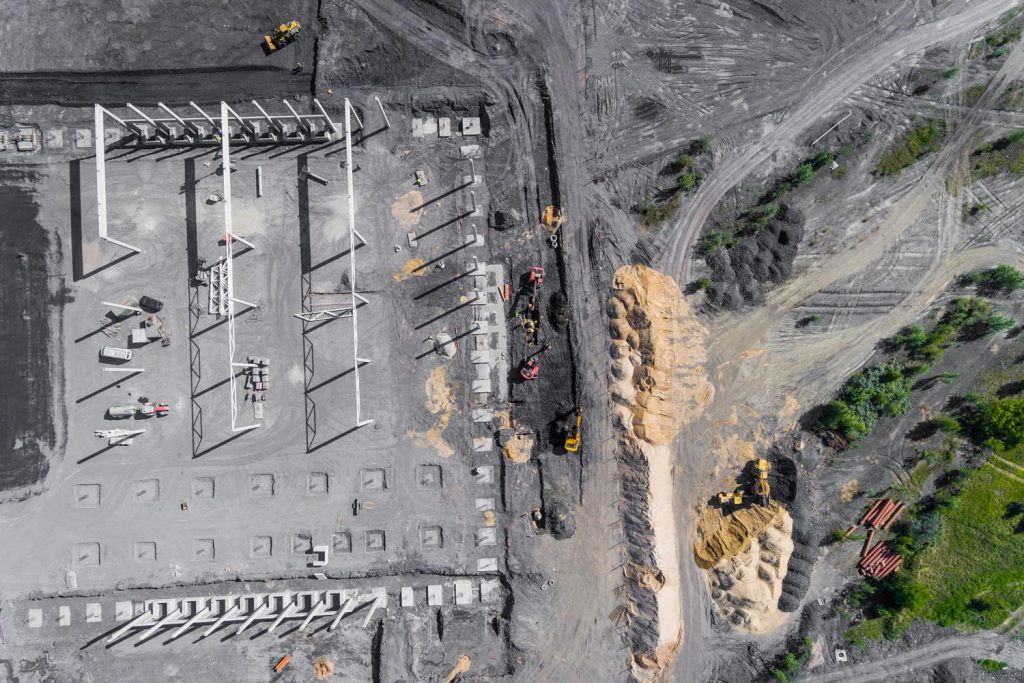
{"left": 707, "top": 509, "right": 794, "bottom": 633}
{"left": 606, "top": 265, "right": 714, "bottom": 680}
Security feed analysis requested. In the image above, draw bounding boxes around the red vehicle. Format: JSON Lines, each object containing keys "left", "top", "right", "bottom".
{"left": 519, "top": 344, "right": 550, "bottom": 381}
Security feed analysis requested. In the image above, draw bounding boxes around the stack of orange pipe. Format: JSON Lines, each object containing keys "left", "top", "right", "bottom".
{"left": 857, "top": 541, "right": 902, "bottom": 579}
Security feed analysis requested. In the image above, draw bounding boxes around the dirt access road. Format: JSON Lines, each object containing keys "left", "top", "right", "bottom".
{"left": 805, "top": 632, "right": 1024, "bottom": 682}
{"left": 661, "top": 0, "right": 1020, "bottom": 285}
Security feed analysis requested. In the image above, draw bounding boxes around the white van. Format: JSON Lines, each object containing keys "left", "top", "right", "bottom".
{"left": 100, "top": 346, "right": 133, "bottom": 361}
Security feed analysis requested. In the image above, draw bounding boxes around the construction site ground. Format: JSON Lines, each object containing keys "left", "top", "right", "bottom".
{"left": 6, "top": 0, "right": 1024, "bottom": 682}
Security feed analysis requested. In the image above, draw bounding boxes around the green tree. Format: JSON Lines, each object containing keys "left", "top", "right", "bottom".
{"left": 964, "top": 396, "right": 1024, "bottom": 450}
{"left": 972, "top": 265, "right": 1024, "bottom": 293}
{"left": 698, "top": 231, "right": 724, "bottom": 255}
{"left": 793, "top": 163, "right": 815, "bottom": 184}
{"left": 816, "top": 400, "right": 870, "bottom": 441}
{"left": 931, "top": 415, "right": 961, "bottom": 434}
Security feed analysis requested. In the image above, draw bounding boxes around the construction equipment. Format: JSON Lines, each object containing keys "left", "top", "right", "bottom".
{"left": 563, "top": 408, "right": 582, "bottom": 452}
{"left": 526, "top": 266, "right": 544, "bottom": 310}
{"left": 753, "top": 458, "right": 771, "bottom": 506}
{"left": 519, "top": 344, "right": 550, "bottom": 381}
{"left": 716, "top": 490, "right": 744, "bottom": 507}
{"left": 264, "top": 21, "right": 301, "bottom": 52}
{"left": 541, "top": 205, "right": 565, "bottom": 232}
{"left": 106, "top": 402, "right": 169, "bottom": 419}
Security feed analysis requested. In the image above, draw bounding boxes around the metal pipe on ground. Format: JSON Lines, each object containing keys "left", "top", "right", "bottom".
{"left": 859, "top": 499, "right": 885, "bottom": 526}
{"left": 882, "top": 502, "right": 906, "bottom": 530}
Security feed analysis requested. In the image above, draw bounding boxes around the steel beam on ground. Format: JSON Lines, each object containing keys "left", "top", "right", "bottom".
{"left": 201, "top": 604, "right": 241, "bottom": 639}
{"left": 267, "top": 602, "right": 298, "bottom": 634}
{"left": 329, "top": 596, "right": 358, "bottom": 631}
{"left": 298, "top": 598, "right": 327, "bottom": 632}
{"left": 375, "top": 96, "right": 391, "bottom": 128}
{"left": 101, "top": 301, "right": 144, "bottom": 313}
{"left": 127, "top": 103, "right": 172, "bottom": 138}
{"left": 105, "top": 609, "right": 156, "bottom": 645}
{"left": 228, "top": 233, "right": 256, "bottom": 250}
{"left": 221, "top": 102, "right": 259, "bottom": 434}
{"left": 158, "top": 102, "right": 200, "bottom": 137}
{"left": 251, "top": 100, "right": 283, "bottom": 135}
{"left": 103, "top": 367, "right": 145, "bottom": 373}
{"left": 189, "top": 101, "right": 220, "bottom": 134}
{"left": 236, "top": 602, "right": 270, "bottom": 635}
{"left": 136, "top": 607, "right": 181, "bottom": 643}
{"left": 224, "top": 103, "right": 255, "bottom": 137}
{"left": 169, "top": 605, "right": 211, "bottom": 640}
{"left": 313, "top": 98, "right": 338, "bottom": 135}
{"left": 283, "top": 99, "right": 310, "bottom": 132}
{"left": 345, "top": 98, "right": 372, "bottom": 427}
{"left": 362, "top": 594, "right": 384, "bottom": 627}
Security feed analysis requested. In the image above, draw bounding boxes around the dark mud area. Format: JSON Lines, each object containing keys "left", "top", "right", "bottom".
{"left": 0, "top": 169, "right": 57, "bottom": 491}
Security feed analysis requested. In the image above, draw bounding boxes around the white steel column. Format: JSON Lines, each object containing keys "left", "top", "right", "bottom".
{"left": 221, "top": 101, "right": 259, "bottom": 433}
{"left": 158, "top": 102, "right": 200, "bottom": 137}
{"left": 94, "top": 105, "right": 143, "bottom": 255}
{"left": 375, "top": 96, "right": 391, "bottom": 128}
{"left": 345, "top": 98, "right": 372, "bottom": 428}
{"left": 189, "top": 101, "right": 220, "bottom": 134}
{"left": 313, "top": 98, "right": 338, "bottom": 135}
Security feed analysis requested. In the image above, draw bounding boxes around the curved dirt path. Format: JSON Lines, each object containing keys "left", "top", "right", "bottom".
{"left": 662, "top": 0, "right": 1020, "bottom": 284}
{"left": 805, "top": 632, "right": 1024, "bottom": 682}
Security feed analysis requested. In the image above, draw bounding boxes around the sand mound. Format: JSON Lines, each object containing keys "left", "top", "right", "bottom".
{"left": 407, "top": 366, "right": 455, "bottom": 457}
{"left": 502, "top": 433, "right": 533, "bottom": 463}
{"left": 608, "top": 265, "right": 714, "bottom": 445}
{"left": 606, "top": 265, "right": 714, "bottom": 680}
{"left": 694, "top": 502, "right": 782, "bottom": 569}
{"left": 391, "top": 190, "right": 423, "bottom": 227}
{"left": 708, "top": 510, "right": 794, "bottom": 633}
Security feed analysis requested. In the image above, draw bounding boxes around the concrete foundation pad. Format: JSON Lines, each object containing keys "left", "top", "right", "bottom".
{"left": 427, "top": 584, "right": 442, "bottom": 606}
{"left": 454, "top": 579, "right": 473, "bottom": 605}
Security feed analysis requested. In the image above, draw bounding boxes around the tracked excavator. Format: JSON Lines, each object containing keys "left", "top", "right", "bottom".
{"left": 754, "top": 458, "right": 771, "bottom": 506}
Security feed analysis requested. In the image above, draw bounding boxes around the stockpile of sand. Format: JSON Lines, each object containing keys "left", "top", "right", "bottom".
{"left": 694, "top": 502, "right": 783, "bottom": 569}
{"left": 608, "top": 266, "right": 714, "bottom": 444}
{"left": 708, "top": 510, "right": 793, "bottom": 633}
{"left": 407, "top": 366, "right": 455, "bottom": 457}
{"left": 606, "top": 265, "right": 714, "bottom": 680}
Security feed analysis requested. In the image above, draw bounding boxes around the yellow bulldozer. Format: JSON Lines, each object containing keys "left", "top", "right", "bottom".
{"left": 264, "top": 21, "right": 301, "bottom": 52}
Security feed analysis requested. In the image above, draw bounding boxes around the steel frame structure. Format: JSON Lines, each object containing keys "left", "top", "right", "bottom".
{"left": 344, "top": 98, "right": 373, "bottom": 428}
{"left": 104, "top": 587, "right": 386, "bottom": 646}
{"left": 93, "top": 105, "right": 144, "bottom": 254}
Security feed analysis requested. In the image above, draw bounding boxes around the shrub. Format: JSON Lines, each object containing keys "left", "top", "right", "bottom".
{"left": 943, "top": 66, "right": 959, "bottom": 78}
{"left": 771, "top": 670, "right": 789, "bottom": 683}
{"left": 693, "top": 277, "right": 711, "bottom": 291}
{"left": 875, "top": 120, "right": 946, "bottom": 176}
{"left": 932, "top": 415, "right": 961, "bottom": 434}
{"left": 982, "top": 313, "right": 1015, "bottom": 334}
{"left": 963, "top": 396, "right": 1024, "bottom": 450}
{"left": 676, "top": 153, "right": 693, "bottom": 169}
{"left": 971, "top": 265, "right": 1024, "bottom": 293}
{"left": 978, "top": 658, "right": 1008, "bottom": 672}
{"left": 816, "top": 400, "right": 870, "bottom": 441}
{"left": 677, "top": 170, "right": 701, "bottom": 192}
{"left": 793, "top": 163, "right": 815, "bottom": 184}
{"left": 697, "top": 231, "right": 724, "bottom": 255}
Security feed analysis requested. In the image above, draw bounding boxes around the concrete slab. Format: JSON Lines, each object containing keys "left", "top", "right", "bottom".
{"left": 475, "top": 498, "right": 495, "bottom": 512}
{"left": 472, "top": 436, "right": 494, "bottom": 451}
{"left": 460, "top": 144, "right": 481, "bottom": 158}
{"left": 58, "top": 606, "right": 70, "bottom": 626}
{"left": 453, "top": 579, "right": 473, "bottom": 605}
{"left": 427, "top": 584, "right": 443, "bottom": 606}
{"left": 477, "top": 558, "right": 498, "bottom": 573}
{"left": 114, "top": 601, "right": 132, "bottom": 621}
{"left": 461, "top": 117, "right": 482, "bottom": 136}
{"left": 85, "top": 603, "right": 102, "bottom": 623}
{"left": 27, "top": 608, "right": 42, "bottom": 628}
{"left": 412, "top": 118, "right": 437, "bottom": 138}
{"left": 438, "top": 118, "right": 451, "bottom": 137}
{"left": 44, "top": 129, "right": 64, "bottom": 149}
{"left": 401, "top": 586, "right": 414, "bottom": 607}
{"left": 476, "top": 528, "right": 496, "bottom": 547}
{"left": 74, "top": 128, "right": 92, "bottom": 148}
{"left": 480, "top": 579, "right": 501, "bottom": 603}
{"left": 471, "top": 379, "right": 493, "bottom": 394}
{"left": 471, "top": 408, "right": 493, "bottom": 423}
{"left": 474, "top": 466, "right": 494, "bottom": 484}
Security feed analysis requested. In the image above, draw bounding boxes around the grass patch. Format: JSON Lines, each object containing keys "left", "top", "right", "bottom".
{"left": 910, "top": 456, "right": 1024, "bottom": 629}
{"left": 970, "top": 129, "right": 1024, "bottom": 179}
{"left": 979, "top": 658, "right": 1009, "bottom": 672}
{"left": 844, "top": 618, "right": 886, "bottom": 649}
{"left": 637, "top": 138, "right": 711, "bottom": 228}
{"left": 874, "top": 119, "right": 947, "bottom": 177}
{"left": 1001, "top": 81, "right": 1024, "bottom": 110}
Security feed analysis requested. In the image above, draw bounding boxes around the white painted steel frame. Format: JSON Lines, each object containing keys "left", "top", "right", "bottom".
{"left": 93, "top": 105, "right": 143, "bottom": 255}
{"left": 345, "top": 99, "right": 373, "bottom": 428}
{"left": 221, "top": 103, "right": 260, "bottom": 434}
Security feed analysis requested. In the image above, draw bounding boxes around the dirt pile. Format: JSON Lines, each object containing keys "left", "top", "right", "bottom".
{"left": 606, "top": 265, "right": 713, "bottom": 680}
{"left": 694, "top": 502, "right": 783, "bottom": 569}
{"left": 608, "top": 265, "right": 714, "bottom": 443}
{"left": 407, "top": 366, "right": 454, "bottom": 457}
{"left": 708, "top": 510, "right": 794, "bottom": 632}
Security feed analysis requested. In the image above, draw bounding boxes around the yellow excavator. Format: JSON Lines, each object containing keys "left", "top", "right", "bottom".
{"left": 563, "top": 409, "right": 582, "bottom": 453}
{"left": 717, "top": 489, "right": 744, "bottom": 507}
{"left": 264, "top": 21, "right": 301, "bottom": 52}
{"left": 754, "top": 458, "right": 771, "bottom": 506}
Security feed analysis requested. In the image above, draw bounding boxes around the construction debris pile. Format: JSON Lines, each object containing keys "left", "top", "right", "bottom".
{"left": 846, "top": 498, "right": 906, "bottom": 580}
